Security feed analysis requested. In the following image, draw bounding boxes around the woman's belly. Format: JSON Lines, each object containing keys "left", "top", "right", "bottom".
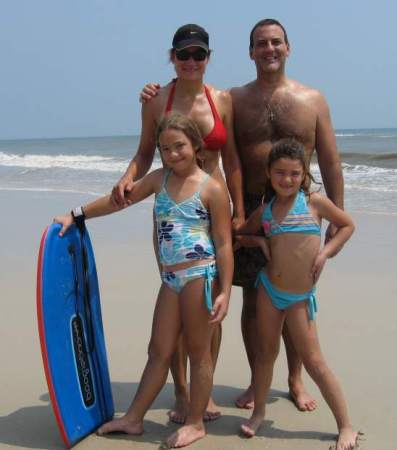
{"left": 266, "top": 234, "right": 321, "bottom": 293}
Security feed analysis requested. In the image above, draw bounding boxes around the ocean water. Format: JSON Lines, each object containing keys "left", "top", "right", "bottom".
{"left": 1, "top": 129, "right": 396, "bottom": 214}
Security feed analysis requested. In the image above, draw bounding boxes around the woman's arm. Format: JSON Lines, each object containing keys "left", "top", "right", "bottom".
{"left": 218, "top": 90, "right": 245, "bottom": 227}
{"left": 112, "top": 102, "right": 158, "bottom": 206}
{"left": 206, "top": 180, "right": 233, "bottom": 323}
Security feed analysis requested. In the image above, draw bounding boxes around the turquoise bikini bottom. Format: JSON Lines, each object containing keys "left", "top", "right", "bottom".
{"left": 255, "top": 270, "right": 317, "bottom": 320}
{"left": 161, "top": 261, "right": 218, "bottom": 312}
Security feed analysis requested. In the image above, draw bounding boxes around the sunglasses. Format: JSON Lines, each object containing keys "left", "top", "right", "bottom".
{"left": 175, "top": 48, "right": 208, "bottom": 61}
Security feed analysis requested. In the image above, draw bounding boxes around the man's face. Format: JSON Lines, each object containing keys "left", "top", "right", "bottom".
{"left": 250, "top": 24, "right": 290, "bottom": 74}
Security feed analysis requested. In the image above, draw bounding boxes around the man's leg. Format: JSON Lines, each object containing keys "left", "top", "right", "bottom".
{"left": 204, "top": 323, "right": 221, "bottom": 421}
{"left": 235, "top": 286, "right": 257, "bottom": 408}
{"left": 168, "top": 337, "right": 189, "bottom": 423}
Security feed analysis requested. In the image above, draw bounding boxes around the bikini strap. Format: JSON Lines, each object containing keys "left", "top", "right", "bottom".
{"left": 263, "top": 196, "right": 275, "bottom": 221}
{"left": 291, "top": 190, "right": 308, "bottom": 214}
{"left": 165, "top": 79, "right": 177, "bottom": 113}
{"left": 204, "top": 85, "right": 222, "bottom": 122}
{"left": 160, "top": 169, "right": 172, "bottom": 190}
{"left": 197, "top": 173, "right": 211, "bottom": 195}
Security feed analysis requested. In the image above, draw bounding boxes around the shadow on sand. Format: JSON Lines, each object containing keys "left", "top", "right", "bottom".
{"left": 0, "top": 382, "right": 335, "bottom": 449}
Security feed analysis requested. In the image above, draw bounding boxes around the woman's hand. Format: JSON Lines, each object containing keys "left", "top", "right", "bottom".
{"left": 111, "top": 174, "right": 134, "bottom": 208}
{"left": 53, "top": 213, "right": 74, "bottom": 237}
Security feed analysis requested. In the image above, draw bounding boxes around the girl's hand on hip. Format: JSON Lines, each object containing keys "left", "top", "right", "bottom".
{"left": 311, "top": 251, "right": 327, "bottom": 284}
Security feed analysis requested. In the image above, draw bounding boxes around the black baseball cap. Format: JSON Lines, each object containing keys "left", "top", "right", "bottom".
{"left": 172, "top": 24, "right": 209, "bottom": 52}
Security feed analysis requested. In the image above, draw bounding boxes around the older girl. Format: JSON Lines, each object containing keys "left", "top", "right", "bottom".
{"left": 55, "top": 113, "right": 233, "bottom": 448}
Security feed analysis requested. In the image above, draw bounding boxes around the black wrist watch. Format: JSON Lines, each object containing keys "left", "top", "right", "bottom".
{"left": 71, "top": 206, "right": 86, "bottom": 228}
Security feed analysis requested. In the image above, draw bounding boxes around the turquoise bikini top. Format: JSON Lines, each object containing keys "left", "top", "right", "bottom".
{"left": 154, "top": 170, "right": 215, "bottom": 266}
{"left": 262, "top": 190, "right": 321, "bottom": 238}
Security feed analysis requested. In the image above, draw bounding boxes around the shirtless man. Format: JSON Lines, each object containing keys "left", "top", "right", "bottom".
{"left": 232, "top": 18, "right": 344, "bottom": 411}
{"left": 139, "top": 18, "right": 344, "bottom": 413}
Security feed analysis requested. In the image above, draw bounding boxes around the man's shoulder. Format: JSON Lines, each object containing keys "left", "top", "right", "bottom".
{"left": 208, "top": 85, "right": 231, "bottom": 103}
{"left": 230, "top": 81, "right": 255, "bottom": 97}
{"left": 286, "top": 79, "right": 326, "bottom": 106}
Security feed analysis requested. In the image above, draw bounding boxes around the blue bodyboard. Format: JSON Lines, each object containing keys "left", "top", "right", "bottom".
{"left": 37, "top": 223, "right": 114, "bottom": 447}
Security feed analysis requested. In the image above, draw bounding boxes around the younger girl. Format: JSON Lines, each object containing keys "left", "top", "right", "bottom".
{"left": 54, "top": 113, "right": 233, "bottom": 448}
{"left": 234, "top": 139, "right": 358, "bottom": 450}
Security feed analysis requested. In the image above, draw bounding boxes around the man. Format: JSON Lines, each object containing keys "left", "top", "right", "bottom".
{"left": 232, "top": 18, "right": 343, "bottom": 411}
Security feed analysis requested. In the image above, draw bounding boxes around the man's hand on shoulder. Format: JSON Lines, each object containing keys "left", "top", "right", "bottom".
{"left": 139, "top": 83, "right": 161, "bottom": 104}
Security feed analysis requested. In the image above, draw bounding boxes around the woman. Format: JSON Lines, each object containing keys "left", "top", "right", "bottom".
{"left": 112, "top": 24, "right": 244, "bottom": 425}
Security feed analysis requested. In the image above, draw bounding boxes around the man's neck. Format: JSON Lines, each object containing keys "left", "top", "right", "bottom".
{"left": 255, "top": 70, "right": 288, "bottom": 92}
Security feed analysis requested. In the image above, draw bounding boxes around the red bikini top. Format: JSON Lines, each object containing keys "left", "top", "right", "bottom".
{"left": 165, "top": 79, "right": 227, "bottom": 151}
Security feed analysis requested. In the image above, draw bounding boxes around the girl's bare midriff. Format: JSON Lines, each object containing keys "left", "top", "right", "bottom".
{"left": 266, "top": 233, "right": 321, "bottom": 292}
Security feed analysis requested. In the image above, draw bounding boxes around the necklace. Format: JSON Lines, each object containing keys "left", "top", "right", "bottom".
{"left": 266, "top": 104, "right": 275, "bottom": 122}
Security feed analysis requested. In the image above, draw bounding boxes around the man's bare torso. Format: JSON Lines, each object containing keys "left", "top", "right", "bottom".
{"left": 231, "top": 79, "right": 319, "bottom": 195}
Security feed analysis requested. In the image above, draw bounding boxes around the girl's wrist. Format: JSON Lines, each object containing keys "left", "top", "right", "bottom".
{"left": 71, "top": 206, "right": 86, "bottom": 226}
{"left": 319, "top": 248, "right": 330, "bottom": 259}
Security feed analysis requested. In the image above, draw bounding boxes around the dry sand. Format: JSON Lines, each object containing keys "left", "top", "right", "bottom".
{"left": 1, "top": 191, "right": 396, "bottom": 449}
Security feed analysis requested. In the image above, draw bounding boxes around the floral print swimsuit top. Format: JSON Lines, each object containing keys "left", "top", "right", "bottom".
{"left": 154, "top": 170, "right": 215, "bottom": 266}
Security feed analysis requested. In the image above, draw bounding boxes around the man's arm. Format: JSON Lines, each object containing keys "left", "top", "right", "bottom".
{"left": 314, "top": 91, "right": 344, "bottom": 250}
{"left": 314, "top": 92, "right": 344, "bottom": 210}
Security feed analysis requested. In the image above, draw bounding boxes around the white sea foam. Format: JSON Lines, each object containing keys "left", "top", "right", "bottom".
{"left": 344, "top": 184, "right": 397, "bottom": 193}
{"left": 0, "top": 152, "right": 128, "bottom": 172}
{"left": 0, "top": 186, "right": 104, "bottom": 196}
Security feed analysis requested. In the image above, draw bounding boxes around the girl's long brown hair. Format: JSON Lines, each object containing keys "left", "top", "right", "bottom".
{"left": 156, "top": 112, "right": 204, "bottom": 153}
{"left": 264, "top": 138, "right": 319, "bottom": 202}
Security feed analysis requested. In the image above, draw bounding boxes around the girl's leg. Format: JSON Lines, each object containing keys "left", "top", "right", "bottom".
{"left": 241, "top": 283, "right": 285, "bottom": 437}
{"left": 285, "top": 302, "right": 358, "bottom": 450}
{"left": 98, "top": 283, "right": 181, "bottom": 435}
{"left": 166, "top": 276, "right": 216, "bottom": 448}
{"left": 168, "top": 325, "right": 221, "bottom": 424}
{"left": 282, "top": 323, "right": 317, "bottom": 411}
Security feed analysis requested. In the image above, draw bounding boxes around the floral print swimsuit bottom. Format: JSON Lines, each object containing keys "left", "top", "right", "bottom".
{"left": 154, "top": 170, "right": 217, "bottom": 311}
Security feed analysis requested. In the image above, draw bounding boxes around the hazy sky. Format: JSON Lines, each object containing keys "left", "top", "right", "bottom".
{"left": 1, "top": 0, "right": 396, "bottom": 139}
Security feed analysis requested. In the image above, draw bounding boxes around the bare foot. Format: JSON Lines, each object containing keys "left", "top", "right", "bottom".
{"left": 235, "top": 385, "right": 254, "bottom": 409}
{"left": 240, "top": 414, "right": 264, "bottom": 438}
{"left": 329, "top": 428, "right": 360, "bottom": 450}
{"left": 96, "top": 416, "right": 143, "bottom": 435}
{"left": 288, "top": 383, "right": 316, "bottom": 411}
{"left": 168, "top": 395, "right": 189, "bottom": 424}
{"left": 166, "top": 423, "right": 206, "bottom": 448}
{"left": 203, "top": 397, "right": 221, "bottom": 422}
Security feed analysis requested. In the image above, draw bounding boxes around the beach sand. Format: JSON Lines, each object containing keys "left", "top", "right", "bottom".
{"left": 1, "top": 190, "right": 396, "bottom": 449}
